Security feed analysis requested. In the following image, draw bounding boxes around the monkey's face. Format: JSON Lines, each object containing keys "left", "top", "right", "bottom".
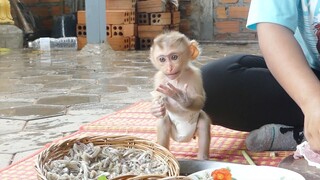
{"left": 152, "top": 45, "right": 189, "bottom": 80}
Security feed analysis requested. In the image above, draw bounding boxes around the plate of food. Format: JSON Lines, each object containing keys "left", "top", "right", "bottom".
{"left": 187, "top": 163, "right": 305, "bottom": 180}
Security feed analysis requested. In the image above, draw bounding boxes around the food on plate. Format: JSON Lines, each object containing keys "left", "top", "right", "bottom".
{"left": 294, "top": 141, "right": 320, "bottom": 168}
{"left": 211, "top": 168, "right": 233, "bottom": 180}
{"left": 188, "top": 164, "right": 305, "bottom": 180}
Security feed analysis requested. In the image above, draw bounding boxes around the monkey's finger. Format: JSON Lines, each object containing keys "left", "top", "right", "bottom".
{"left": 153, "top": 112, "right": 165, "bottom": 118}
{"left": 166, "top": 82, "right": 179, "bottom": 91}
{"left": 166, "top": 83, "right": 183, "bottom": 98}
{"left": 183, "top": 84, "right": 188, "bottom": 93}
{"left": 150, "top": 106, "right": 166, "bottom": 117}
{"left": 156, "top": 87, "right": 168, "bottom": 95}
{"left": 160, "top": 83, "right": 177, "bottom": 92}
{"left": 158, "top": 88, "right": 177, "bottom": 98}
{"left": 150, "top": 109, "right": 162, "bottom": 117}
{"left": 152, "top": 101, "right": 165, "bottom": 109}
{"left": 157, "top": 86, "right": 173, "bottom": 96}
{"left": 158, "top": 84, "right": 170, "bottom": 90}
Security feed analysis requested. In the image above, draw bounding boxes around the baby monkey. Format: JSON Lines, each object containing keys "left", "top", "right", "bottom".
{"left": 150, "top": 31, "right": 211, "bottom": 160}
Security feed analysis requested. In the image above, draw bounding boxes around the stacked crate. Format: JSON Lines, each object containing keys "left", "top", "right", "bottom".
{"left": 76, "top": 11, "right": 88, "bottom": 50}
{"left": 76, "top": 0, "right": 137, "bottom": 50}
{"left": 137, "top": 0, "right": 180, "bottom": 50}
{"left": 106, "top": 0, "right": 137, "bottom": 51}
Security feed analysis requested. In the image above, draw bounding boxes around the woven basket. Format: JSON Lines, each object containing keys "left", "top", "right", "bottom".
{"left": 35, "top": 135, "right": 180, "bottom": 180}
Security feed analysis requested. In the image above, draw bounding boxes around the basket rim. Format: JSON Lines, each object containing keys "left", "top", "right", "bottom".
{"left": 35, "top": 135, "right": 180, "bottom": 179}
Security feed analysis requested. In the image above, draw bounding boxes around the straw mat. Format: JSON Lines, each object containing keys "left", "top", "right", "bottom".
{"left": 0, "top": 101, "right": 293, "bottom": 180}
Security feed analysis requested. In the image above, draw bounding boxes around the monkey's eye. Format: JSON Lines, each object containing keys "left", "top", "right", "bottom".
{"left": 171, "top": 54, "right": 179, "bottom": 60}
{"left": 158, "top": 56, "right": 167, "bottom": 62}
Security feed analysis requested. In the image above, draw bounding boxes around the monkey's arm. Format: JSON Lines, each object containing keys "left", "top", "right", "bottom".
{"left": 151, "top": 72, "right": 167, "bottom": 118}
{"left": 152, "top": 72, "right": 167, "bottom": 101}
{"left": 187, "top": 90, "right": 206, "bottom": 111}
{"left": 183, "top": 69, "right": 206, "bottom": 111}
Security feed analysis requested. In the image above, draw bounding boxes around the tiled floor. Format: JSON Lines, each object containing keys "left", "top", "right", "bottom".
{"left": 0, "top": 42, "right": 260, "bottom": 170}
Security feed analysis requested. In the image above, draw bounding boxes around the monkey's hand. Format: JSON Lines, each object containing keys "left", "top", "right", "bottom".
{"left": 156, "top": 82, "right": 191, "bottom": 108}
{"left": 151, "top": 100, "right": 166, "bottom": 118}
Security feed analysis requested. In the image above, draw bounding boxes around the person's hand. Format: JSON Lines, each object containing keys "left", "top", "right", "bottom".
{"left": 304, "top": 105, "right": 320, "bottom": 152}
{"left": 151, "top": 100, "right": 166, "bottom": 118}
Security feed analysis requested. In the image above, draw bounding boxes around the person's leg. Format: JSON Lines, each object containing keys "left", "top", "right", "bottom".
{"left": 202, "top": 54, "right": 304, "bottom": 130}
{"left": 245, "top": 124, "right": 305, "bottom": 151}
{"left": 201, "top": 54, "right": 306, "bottom": 151}
{"left": 245, "top": 68, "right": 320, "bottom": 151}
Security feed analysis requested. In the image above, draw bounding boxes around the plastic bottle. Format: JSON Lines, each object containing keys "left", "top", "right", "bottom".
{"left": 28, "top": 37, "right": 77, "bottom": 51}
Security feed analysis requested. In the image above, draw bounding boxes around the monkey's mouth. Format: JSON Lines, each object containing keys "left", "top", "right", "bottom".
{"left": 166, "top": 72, "right": 180, "bottom": 79}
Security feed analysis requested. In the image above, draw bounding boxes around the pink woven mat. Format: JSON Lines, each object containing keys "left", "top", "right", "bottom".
{"left": 0, "top": 101, "right": 293, "bottom": 180}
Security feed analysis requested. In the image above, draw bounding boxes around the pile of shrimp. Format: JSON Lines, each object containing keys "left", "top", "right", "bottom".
{"left": 44, "top": 142, "right": 169, "bottom": 180}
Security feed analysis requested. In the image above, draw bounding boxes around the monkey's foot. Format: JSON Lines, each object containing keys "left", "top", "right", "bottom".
{"left": 197, "top": 154, "right": 209, "bottom": 160}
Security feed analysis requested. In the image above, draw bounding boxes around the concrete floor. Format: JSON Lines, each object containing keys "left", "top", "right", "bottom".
{"left": 0, "top": 42, "right": 260, "bottom": 170}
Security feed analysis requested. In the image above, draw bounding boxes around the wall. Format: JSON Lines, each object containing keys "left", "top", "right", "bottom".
{"left": 179, "top": 0, "right": 256, "bottom": 42}
{"left": 214, "top": 0, "right": 256, "bottom": 42}
{"left": 19, "top": 0, "right": 256, "bottom": 42}
{"left": 179, "top": 0, "right": 213, "bottom": 41}
{"left": 20, "top": 0, "right": 82, "bottom": 36}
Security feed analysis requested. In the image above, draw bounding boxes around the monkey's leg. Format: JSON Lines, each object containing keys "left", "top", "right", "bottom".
{"left": 197, "top": 111, "right": 211, "bottom": 160}
{"left": 156, "top": 116, "right": 171, "bottom": 149}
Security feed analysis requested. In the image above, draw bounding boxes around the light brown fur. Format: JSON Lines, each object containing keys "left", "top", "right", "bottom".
{"left": 149, "top": 31, "right": 211, "bottom": 160}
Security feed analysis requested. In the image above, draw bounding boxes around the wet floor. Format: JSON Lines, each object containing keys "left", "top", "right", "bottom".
{"left": 0, "top": 42, "right": 260, "bottom": 169}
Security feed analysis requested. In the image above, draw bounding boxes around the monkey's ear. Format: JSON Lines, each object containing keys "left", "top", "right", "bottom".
{"left": 189, "top": 40, "right": 200, "bottom": 60}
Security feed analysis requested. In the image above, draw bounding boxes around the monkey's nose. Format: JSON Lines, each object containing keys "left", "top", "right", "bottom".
{"left": 167, "top": 66, "right": 173, "bottom": 73}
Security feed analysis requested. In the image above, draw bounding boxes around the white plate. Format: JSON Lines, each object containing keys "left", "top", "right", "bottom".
{"left": 187, "top": 163, "right": 305, "bottom": 180}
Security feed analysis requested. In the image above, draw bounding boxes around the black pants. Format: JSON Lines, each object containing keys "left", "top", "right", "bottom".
{"left": 201, "top": 54, "right": 320, "bottom": 132}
